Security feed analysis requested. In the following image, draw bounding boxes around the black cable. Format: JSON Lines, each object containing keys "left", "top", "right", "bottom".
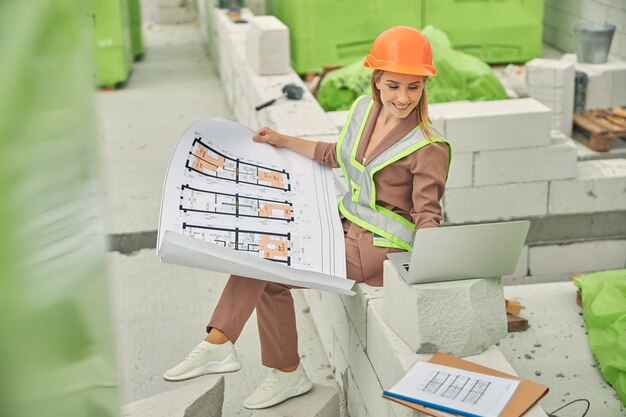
{"left": 548, "top": 398, "right": 590, "bottom": 417}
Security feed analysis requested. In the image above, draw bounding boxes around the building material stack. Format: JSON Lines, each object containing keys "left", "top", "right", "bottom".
{"left": 200, "top": 4, "right": 626, "bottom": 415}
{"left": 525, "top": 58, "right": 575, "bottom": 136}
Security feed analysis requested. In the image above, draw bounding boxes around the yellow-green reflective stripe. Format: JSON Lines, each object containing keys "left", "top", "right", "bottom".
{"left": 369, "top": 138, "right": 451, "bottom": 209}
{"left": 336, "top": 97, "right": 362, "bottom": 187}
{"left": 375, "top": 205, "right": 415, "bottom": 230}
{"left": 348, "top": 99, "right": 374, "bottom": 173}
{"left": 339, "top": 202, "right": 413, "bottom": 252}
{"left": 368, "top": 138, "right": 430, "bottom": 209}
{"left": 373, "top": 240, "right": 405, "bottom": 249}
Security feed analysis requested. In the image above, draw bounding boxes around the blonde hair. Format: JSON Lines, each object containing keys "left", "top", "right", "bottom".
{"left": 370, "top": 69, "right": 436, "bottom": 141}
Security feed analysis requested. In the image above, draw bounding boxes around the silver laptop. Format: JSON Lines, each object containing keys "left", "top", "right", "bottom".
{"left": 386, "top": 220, "right": 530, "bottom": 284}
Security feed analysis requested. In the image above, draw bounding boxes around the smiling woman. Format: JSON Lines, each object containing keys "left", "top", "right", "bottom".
{"left": 163, "top": 26, "right": 452, "bottom": 412}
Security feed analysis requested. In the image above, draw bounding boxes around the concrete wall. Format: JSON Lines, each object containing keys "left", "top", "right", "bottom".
{"left": 544, "top": 0, "right": 626, "bottom": 60}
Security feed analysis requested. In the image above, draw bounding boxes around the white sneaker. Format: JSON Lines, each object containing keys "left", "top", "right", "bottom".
{"left": 162, "top": 340, "right": 242, "bottom": 382}
{"left": 243, "top": 364, "right": 313, "bottom": 409}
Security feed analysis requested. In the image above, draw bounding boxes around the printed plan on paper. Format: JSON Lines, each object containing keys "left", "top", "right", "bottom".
{"left": 384, "top": 361, "right": 520, "bottom": 417}
{"left": 158, "top": 118, "right": 353, "bottom": 295}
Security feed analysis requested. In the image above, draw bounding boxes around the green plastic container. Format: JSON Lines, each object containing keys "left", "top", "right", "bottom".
{"left": 127, "top": 0, "right": 144, "bottom": 59}
{"left": 422, "top": 0, "right": 543, "bottom": 64}
{"left": 270, "top": 0, "right": 422, "bottom": 73}
{"left": 94, "top": 0, "right": 133, "bottom": 87}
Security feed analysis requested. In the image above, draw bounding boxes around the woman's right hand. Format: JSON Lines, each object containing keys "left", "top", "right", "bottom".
{"left": 253, "top": 127, "right": 290, "bottom": 148}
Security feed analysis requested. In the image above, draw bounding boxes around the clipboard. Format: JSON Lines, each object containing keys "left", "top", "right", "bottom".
{"left": 383, "top": 352, "right": 549, "bottom": 417}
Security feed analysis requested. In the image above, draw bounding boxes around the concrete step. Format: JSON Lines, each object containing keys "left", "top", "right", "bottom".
{"left": 121, "top": 376, "right": 224, "bottom": 417}
{"left": 251, "top": 384, "right": 340, "bottom": 417}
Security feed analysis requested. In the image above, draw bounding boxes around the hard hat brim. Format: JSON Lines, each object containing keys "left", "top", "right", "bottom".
{"left": 363, "top": 55, "right": 437, "bottom": 77}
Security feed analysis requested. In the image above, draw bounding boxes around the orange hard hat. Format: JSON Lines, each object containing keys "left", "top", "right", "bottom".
{"left": 364, "top": 26, "right": 436, "bottom": 77}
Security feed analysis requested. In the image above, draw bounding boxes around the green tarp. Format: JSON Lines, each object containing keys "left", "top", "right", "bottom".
{"left": 316, "top": 25, "right": 508, "bottom": 112}
{"left": 574, "top": 269, "right": 626, "bottom": 406}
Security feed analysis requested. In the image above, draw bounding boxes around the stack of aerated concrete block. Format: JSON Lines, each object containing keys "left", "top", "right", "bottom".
{"left": 561, "top": 53, "right": 626, "bottom": 110}
{"left": 302, "top": 266, "right": 548, "bottom": 417}
{"left": 209, "top": 8, "right": 338, "bottom": 141}
{"left": 525, "top": 58, "right": 575, "bottom": 136}
{"left": 433, "top": 98, "right": 578, "bottom": 223}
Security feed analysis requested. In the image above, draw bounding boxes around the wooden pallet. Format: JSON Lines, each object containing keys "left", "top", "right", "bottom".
{"left": 573, "top": 107, "right": 626, "bottom": 152}
{"left": 507, "top": 313, "right": 528, "bottom": 332}
{"left": 505, "top": 299, "right": 528, "bottom": 332}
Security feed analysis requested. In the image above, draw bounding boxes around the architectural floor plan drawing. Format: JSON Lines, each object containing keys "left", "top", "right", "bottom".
{"left": 187, "top": 138, "right": 291, "bottom": 191}
{"left": 182, "top": 223, "right": 291, "bottom": 264}
{"left": 158, "top": 118, "right": 353, "bottom": 295}
{"left": 384, "top": 361, "right": 519, "bottom": 417}
{"left": 180, "top": 185, "right": 293, "bottom": 222}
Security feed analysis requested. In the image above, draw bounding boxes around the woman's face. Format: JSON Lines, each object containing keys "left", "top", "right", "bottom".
{"left": 375, "top": 71, "right": 425, "bottom": 120}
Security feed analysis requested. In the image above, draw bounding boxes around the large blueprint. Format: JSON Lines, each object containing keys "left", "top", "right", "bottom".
{"left": 157, "top": 118, "right": 353, "bottom": 295}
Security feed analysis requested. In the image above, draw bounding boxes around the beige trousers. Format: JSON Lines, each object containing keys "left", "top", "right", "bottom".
{"left": 207, "top": 220, "right": 401, "bottom": 368}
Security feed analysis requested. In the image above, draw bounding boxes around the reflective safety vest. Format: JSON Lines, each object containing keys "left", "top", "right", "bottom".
{"left": 336, "top": 96, "right": 451, "bottom": 252}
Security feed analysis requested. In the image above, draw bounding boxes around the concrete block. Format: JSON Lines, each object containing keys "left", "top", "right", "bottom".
{"left": 251, "top": 384, "right": 339, "bottom": 417}
{"left": 525, "top": 59, "right": 575, "bottom": 136}
{"left": 382, "top": 261, "right": 507, "bottom": 357}
{"left": 246, "top": 16, "right": 290, "bottom": 76}
{"left": 435, "top": 99, "right": 552, "bottom": 153}
{"left": 446, "top": 152, "right": 473, "bottom": 189}
{"left": 529, "top": 240, "right": 626, "bottom": 275}
{"left": 263, "top": 102, "right": 339, "bottom": 137}
{"left": 473, "top": 133, "right": 577, "bottom": 186}
{"left": 319, "top": 291, "right": 350, "bottom": 358}
{"left": 527, "top": 85, "right": 567, "bottom": 113}
{"left": 307, "top": 290, "right": 334, "bottom": 363}
{"left": 443, "top": 182, "right": 549, "bottom": 223}
{"left": 122, "top": 376, "right": 224, "bottom": 417}
{"left": 525, "top": 58, "right": 575, "bottom": 88}
{"left": 340, "top": 283, "right": 384, "bottom": 347}
{"left": 348, "top": 323, "right": 388, "bottom": 417}
{"left": 370, "top": 295, "right": 547, "bottom": 416}
{"left": 332, "top": 331, "right": 349, "bottom": 390}
{"left": 567, "top": 55, "right": 626, "bottom": 108}
{"left": 367, "top": 298, "right": 425, "bottom": 390}
{"left": 426, "top": 104, "right": 446, "bottom": 135}
{"left": 549, "top": 159, "right": 626, "bottom": 214}
{"left": 347, "top": 370, "right": 370, "bottom": 417}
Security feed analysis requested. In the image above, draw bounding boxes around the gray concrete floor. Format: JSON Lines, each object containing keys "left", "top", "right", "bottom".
{"left": 501, "top": 282, "right": 625, "bottom": 417}
{"left": 97, "top": 18, "right": 626, "bottom": 417}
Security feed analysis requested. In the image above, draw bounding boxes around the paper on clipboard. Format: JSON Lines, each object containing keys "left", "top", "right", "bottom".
{"left": 383, "top": 352, "right": 549, "bottom": 417}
